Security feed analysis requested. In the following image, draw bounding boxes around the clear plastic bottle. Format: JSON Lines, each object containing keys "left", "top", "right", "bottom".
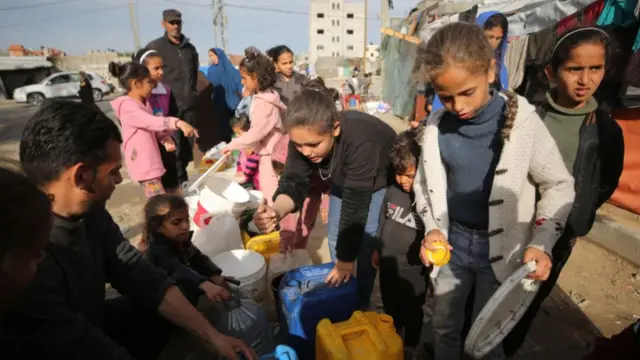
{"left": 210, "top": 292, "right": 275, "bottom": 357}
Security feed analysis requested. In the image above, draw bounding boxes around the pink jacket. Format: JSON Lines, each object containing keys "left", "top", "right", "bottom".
{"left": 111, "top": 96, "right": 180, "bottom": 182}
{"left": 227, "top": 90, "right": 287, "bottom": 155}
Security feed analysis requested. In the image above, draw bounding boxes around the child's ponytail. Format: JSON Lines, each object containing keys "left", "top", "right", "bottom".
{"left": 108, "top": 61, "right": 149, "bottom": 92}
{"left": 239, "top": 46, "right": 276, "bottom": 92}
{"left": 501, "top": 91, "right": 518, "bottom": 143}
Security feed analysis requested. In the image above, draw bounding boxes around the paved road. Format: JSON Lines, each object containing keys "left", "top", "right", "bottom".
{"left": 0, "top": 100, "right": 115, "bottom": 159}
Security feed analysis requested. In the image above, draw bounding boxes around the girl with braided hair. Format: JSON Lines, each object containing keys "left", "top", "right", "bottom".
{"left": 412, "top": 22, "right": 575, "bottom": 360}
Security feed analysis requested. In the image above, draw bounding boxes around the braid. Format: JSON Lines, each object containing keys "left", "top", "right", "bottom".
{"left": 501, "top": 91, "right": 518, "bottom": 143}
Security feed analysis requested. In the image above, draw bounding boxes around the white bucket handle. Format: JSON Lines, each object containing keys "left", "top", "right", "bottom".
{"left": 188, "top": 153, "right": 230, "bottom": 193}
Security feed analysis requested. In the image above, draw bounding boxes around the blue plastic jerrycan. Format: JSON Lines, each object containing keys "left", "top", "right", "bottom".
{"left": 277, "top": 262, "right": 358, "bottom": 358}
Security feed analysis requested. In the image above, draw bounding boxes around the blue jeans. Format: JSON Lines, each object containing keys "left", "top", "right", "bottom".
{"left": 431, "top": 222, "right": 505, "bottom": 360}
{"left": 327, "top": 186, "right": 386, "bottom": 309}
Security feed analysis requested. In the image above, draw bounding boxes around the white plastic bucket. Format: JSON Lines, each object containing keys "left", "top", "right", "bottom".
{"left": 193, "top": 176, "right": 250, "bottom": 226}
{"left": 247, "top": 190, "right": 265, "bottom": 211}
{"left": 212, "top": 250, "right": 268, "bottom": 304}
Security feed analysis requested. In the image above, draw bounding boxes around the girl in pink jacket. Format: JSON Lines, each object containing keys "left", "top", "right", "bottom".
{"left": 109, "top": 61, "right": 197, "bottom": 197}
{"left": 222, "top": 47, "right": 286, "bottom": 204}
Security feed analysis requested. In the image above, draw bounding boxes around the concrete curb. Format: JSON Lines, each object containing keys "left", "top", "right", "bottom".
{"left": 585, "top": 212, "right": 640, "bottom": 267}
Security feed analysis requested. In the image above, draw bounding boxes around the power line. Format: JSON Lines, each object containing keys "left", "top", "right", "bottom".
{"left": 0, "top": 0, "right": 80, "bottom": 11}
{"left": 0, "top": 5, "right": 124, "bottom": 29}
{"left": 163, "top": 0, "right": 379, "bottom": 20}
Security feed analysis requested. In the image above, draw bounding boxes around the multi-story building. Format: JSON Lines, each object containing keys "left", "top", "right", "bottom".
{"left": 309, "top": 0, "right": 366, "bottom": 62}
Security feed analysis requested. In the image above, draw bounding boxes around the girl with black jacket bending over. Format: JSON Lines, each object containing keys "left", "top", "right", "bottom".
{"left": 252, "top": 80, "right": 397, "bottom": 309}
{"left": 504, "top": 26, "right": 625, "bottom": 356}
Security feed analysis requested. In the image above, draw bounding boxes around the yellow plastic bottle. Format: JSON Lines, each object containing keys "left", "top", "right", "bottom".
{"left": 241, "top": 231, "right": 281, "bottom": 263}
{"left": 316, "top": 311, "right": 404, "bottom": 360}
{"left": 423, "top": 241, "right": 451, "bottom": 266}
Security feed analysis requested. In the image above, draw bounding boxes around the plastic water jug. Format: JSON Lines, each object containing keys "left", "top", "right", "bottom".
{"left": 191, "top": 213, "right": 244, "bottom": 259}
{"left": 277, "top": 263, "right": 359, "bottom": 358}
{"left": 199, "top": 142, "right": 235, "bottom": 173}
{"left": 242, "top": 231, "right": 281, "bottom": 263}
{"left": 212, "top": 250, "right": 268, "bottom": 304}
{"left": 208, "top": 290, "right": 275, "bottom": 356}
{"left": 316, "top": 311, "right": 403, "bottom": 360}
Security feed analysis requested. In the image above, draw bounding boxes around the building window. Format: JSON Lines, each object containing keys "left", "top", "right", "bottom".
{"left": 317, "top": 13, "right": 324, "bottom": 18}
{"left": 317, "top": 29, "right": 324, "bottom": 34}
{"left": 332, "top": 36, "right": 335, "bottom": 42}
{"left": 332, "top": 3, "right": 335, "bottom": 10}
{"left": 347, "top": 29, "right": 354, "bottom": 35}
{"left": 337, "top": 36, "right": 340, "bottom": 42}
{"left": 337, "top": 3, "right": 340, "bottom": 10}
{"left": 317, "top": 45, "right": 325, "bottom": 50}
{"left": 332, "top": 19, "right": 335, "bottom": 26}
{"left": 347, "top": 45, "right": 354, "bottom": 51}
{"left": 347, "top": 13, "right": 354, "bottom": 19}
{"left": 337, "top": 19, "right": 340, "bottom": 26}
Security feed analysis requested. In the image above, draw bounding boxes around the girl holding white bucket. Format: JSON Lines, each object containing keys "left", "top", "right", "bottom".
{"left": 252, "top": 79, "right": 397, "bottom": 310}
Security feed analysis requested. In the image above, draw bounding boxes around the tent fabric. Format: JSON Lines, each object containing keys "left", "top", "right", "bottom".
{"left": 597, "top": 0, "right": 638, "bottom": 27}
{"left": 609, "top": 107, "right": 640, "bottom": 215}
{"left": 505, "top": 36, "right": 529, "bottom": 90}
{"left": 508, "top": 0, "right": 597, "bottom": 36}
{"left": 557, "top": 0, "right": 606, "bottom": 34}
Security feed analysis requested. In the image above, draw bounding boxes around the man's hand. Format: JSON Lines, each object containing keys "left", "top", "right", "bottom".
{"left": 199, "top": 281, "right": 231, "bottom": 302}
{"left": 253, "top": 204, "right": 279, "bottom": 233}
{"left": 325, "top": 260, "right": 355, "bottom": 287}
{"left": 419, "top": 229, "right": 452, "bottom": 266}
{"left": 208, "top": 333, "right": 256, "bottom": 360}
{"left": 523, "top": 247, "right": 552, "bottom": 281}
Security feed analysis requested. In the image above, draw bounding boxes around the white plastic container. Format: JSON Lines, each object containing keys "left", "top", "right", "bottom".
{"left": 191, "top": 214, "right": 244, "bottom": 259}
{"left": 212, "top": 250, "right": 268, "bottom": 304}
{"left": 267, "top": 249, "right": 313, "bottom": 283}
{"left": 193, "top": 175, "right": 250, "bottom": 226}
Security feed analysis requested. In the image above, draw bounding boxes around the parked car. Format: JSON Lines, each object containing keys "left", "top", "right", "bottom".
{"left": 12, "top": 71, "right": 112, "bottom": 106}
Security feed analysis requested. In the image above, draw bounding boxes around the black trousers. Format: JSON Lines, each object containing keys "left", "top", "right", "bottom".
{"left": 502, "top": 234, "right": 575, "bottom": 356}
{"left": 379, "top": 258, "right": 429, "bottom": 347}
{"left": 174, "top": 109, "right": 195, "bottom": 184}
{"left": 103, "top": 296, "right": 174, "bottom": 360}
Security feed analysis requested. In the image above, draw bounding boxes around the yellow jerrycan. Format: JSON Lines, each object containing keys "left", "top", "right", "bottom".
{"left": 316, "top": 311, "right": 404, "bottom": 360}
{"left": 241, "top": 231, "right": 281, "bottom": 263}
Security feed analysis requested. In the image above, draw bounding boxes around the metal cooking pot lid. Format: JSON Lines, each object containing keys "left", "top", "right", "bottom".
{"left": 465, "top": 261, "right": 541, "bottom": 359}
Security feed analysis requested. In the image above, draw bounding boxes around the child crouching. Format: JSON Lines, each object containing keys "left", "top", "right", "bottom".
{"left": 142, "top": 194, "right": 231, "bottom": 306}
{"left": 372, "top": 130, "right": 429, "bottom": 356}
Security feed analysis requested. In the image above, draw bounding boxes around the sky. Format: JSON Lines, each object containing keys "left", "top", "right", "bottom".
{"left": 0, "top": 0, "right": 417, "bottom": 58}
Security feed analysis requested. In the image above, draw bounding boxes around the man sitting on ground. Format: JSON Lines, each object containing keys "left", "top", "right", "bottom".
{"left": 0, "top": 100, "right": 255, "bottom": 360}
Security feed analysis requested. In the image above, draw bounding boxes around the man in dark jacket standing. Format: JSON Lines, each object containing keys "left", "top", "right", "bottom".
{"left": 0, "top": 100, "right": 255, "bottom": 360}
{"left": 146, "top": 9, "right": 199, "bottom": 187}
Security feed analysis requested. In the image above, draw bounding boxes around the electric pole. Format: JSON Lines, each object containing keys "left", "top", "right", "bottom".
{"left": 381, "top": 0, "right": 390, "bottom": 29}
{"left": 212, "top": 0, "right": 219, "bottom": 48}
{"left": 128, "top": 0, "right": 141, "bottom": 50}
{"left": 211, "top": 0, "right": 227, "bottom": 52}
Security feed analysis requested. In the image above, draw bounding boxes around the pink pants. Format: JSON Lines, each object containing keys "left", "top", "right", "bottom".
{"left": 258, "top": 154, "right": 278, "bottom": 206}
{"left": 279, "top": 175, "right": 330, "bottom": 251}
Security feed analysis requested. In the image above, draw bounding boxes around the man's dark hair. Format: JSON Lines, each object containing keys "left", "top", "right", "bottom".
{"left": 20, "top": 100, "right": 122, "bottom": 186}
{"left": 389, "top": 130, "right": 421, "bottom": 174}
